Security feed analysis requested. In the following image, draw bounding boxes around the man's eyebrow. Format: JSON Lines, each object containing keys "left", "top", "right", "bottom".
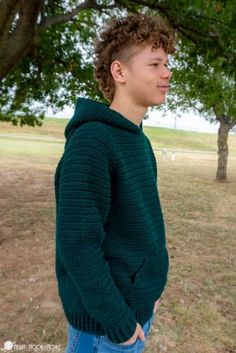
{"left": 149, "top": 57, "right": 169, "bottom": 63}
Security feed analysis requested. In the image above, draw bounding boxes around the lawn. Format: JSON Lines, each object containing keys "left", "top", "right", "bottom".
{"left": 0, "top": 119, "right": 235, "bottom": 353}
{"left": 1, "top": 117, "right": 236, "bottom": 154}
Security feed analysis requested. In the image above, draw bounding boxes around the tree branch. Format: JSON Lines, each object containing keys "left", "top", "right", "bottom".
{"left": 0, "top": 0, "right": 18, "bottom": 34}
{"left": 129, "top": 0, "right": 229, "bottom": 26}
{"left": 0, "top": 0, "right": 43, "bottom": 80}
{"left": 127, "top": 0, "right": 227, "bottom": 48}
{"left": 39, "top": 0, "right": 122, "bottom": 30}
{"left": 229, "top": 119, "right": 236, "bottom": 130}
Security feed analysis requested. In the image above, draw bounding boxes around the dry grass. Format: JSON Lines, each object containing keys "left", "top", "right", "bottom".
{"left": 0, "top": 123, "right": 235, "bottom": 353}
{"left": 147, "top": 152, "right": 236, "bottom": 353}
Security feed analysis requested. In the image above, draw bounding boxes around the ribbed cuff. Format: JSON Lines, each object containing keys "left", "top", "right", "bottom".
{"left": 64, "top": 303, "right": 155, "bottom": 344}
{"left": 104, "top": 309, "right": 137, "bottom": 344}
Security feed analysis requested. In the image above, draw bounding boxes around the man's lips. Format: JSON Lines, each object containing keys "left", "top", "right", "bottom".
{"left": 157, "top": 85, "right": 170, "bottom": 92}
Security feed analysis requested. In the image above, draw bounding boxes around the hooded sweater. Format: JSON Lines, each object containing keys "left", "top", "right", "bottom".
{"left": 54, "top": 97, "right": 169, "bottom": 344}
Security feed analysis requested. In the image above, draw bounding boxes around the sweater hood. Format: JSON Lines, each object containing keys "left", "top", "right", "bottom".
{"left": 64, "top": 97, "right": 143, "bottom": 141}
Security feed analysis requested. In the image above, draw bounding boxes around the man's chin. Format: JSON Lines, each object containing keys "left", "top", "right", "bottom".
{"left": 149, "top": 98, "right": 166, "bottom": 107}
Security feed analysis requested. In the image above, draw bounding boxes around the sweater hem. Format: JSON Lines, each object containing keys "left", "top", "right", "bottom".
{"left": 65, "top": 303, "right": 155, "bottom": 343}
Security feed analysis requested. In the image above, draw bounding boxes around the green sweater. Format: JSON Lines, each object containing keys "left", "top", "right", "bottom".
{"left": 54, "top": 97, "right": 169, "bottom": 344}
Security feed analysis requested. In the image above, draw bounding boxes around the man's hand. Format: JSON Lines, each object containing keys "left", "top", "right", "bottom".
{"left": 153, "top": 297, "right": 162, "bottom": 313}
{"left": 120, "top": 298, "right": 162, "bottom": 346}
{"left": 120, "top": 323, "right": 145, "bottom": 345}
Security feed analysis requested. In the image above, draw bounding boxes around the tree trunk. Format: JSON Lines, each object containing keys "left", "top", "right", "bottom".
{"left": 0, "top": 0, "right": 43, "bottom": 80}
{"left": 216, "top": 120, "right": 230, "bottom": 181}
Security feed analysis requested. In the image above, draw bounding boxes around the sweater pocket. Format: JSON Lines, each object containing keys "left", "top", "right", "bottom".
{"left": 129, "top": 258, "right": 147, "bottom": 285}
{"left": 107, "top": 256, "right": 146, "bottom": 305}
{"left": 129, "top": 248, "right": 169, "bottom": 305}
{"left": 106, "top": 248, "right": 168, "bottom": 306}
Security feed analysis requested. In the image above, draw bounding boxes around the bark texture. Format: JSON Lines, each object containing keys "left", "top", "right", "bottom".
{"left": 216, "top": 119, "right": 230, "bottom": 181}
{"left": 0, "top": 0, "right": 43, "bottom": 80}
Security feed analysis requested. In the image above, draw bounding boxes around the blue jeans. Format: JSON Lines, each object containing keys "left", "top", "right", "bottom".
{"left": 65, "top": 312, "right": 156, "bottom": 353}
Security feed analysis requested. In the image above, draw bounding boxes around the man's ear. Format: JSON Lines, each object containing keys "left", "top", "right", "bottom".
{"left": 110, "top": 60, "right": 127, "bottom": 84}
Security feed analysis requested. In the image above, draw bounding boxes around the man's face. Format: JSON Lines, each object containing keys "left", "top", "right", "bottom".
{"left": 123, "top": 45, "right": 173, "bottom": 107}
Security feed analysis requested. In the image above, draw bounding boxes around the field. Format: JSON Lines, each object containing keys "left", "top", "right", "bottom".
{"left": 0, "top": 118, "right": 235, "bottom": 353}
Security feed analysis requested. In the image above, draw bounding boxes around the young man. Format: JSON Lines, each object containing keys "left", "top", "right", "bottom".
{"left": 54, "top": 13, "right": 176, "bottom": 353}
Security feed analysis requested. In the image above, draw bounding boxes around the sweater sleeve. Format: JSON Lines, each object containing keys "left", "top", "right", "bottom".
{"left": 56, "top": 128, "right": 137, "bottom": 343}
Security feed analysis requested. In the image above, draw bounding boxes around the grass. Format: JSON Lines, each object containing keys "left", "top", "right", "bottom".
{"left": 144, "top": 126, "right": 236, "bottom": 153}
{"left": 1, "top": 117, "right": 236, "bottom": 153}
{"left": 0, "top": 120, "right": 235, "bottom": 353}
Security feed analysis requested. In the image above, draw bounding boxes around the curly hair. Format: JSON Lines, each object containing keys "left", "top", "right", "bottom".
{"left": 93, "top": 13, "right": 177, "bottom": 102}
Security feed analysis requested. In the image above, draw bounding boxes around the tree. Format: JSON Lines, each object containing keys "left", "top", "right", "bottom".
{"left": 160, "top": 2, "right": 236, "bottom": 181}
{"left": 0, "top": 0, "right": 112, "bottom": 125}
{"left": 165, "top": 46, "right": 236, "bottom": 181}
{"left": 0, "top": 0, "right": 235, "bottom": 180}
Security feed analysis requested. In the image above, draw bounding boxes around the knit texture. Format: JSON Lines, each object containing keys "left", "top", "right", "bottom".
{"left": 54, "top": 97, "right": 169, "bottom": 344}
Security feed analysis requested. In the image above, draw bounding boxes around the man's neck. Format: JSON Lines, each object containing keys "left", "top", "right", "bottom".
{"left": 109, "top": 97, "right": 147, "bottom": 127}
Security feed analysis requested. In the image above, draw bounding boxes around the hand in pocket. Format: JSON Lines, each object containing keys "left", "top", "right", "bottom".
{"left": 119, "top": 322, "right": 145, "bottom": 345}
{"left": 153, "top": 297, "right": 162, "bottom": 313}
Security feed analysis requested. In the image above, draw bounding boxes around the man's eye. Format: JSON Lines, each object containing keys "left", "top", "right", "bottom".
{"left": 151, "top": 63, "right": 169, "bottom": 68}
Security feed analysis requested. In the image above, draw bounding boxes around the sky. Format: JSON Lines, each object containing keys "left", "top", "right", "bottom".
{"left": 48, "top": 105, "right": 220, "bottom": 134}
{"left": 147, "top": 109, "right": 219, "bottom": 133}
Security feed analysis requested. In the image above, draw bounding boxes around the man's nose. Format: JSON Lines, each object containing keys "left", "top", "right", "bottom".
{"left": 161, "top": 69, "right": 172, "bottom": 79}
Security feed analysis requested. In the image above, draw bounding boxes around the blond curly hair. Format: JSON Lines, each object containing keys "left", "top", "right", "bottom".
{"left": 93, "top": 13, "right": 176, "bottom": 102}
